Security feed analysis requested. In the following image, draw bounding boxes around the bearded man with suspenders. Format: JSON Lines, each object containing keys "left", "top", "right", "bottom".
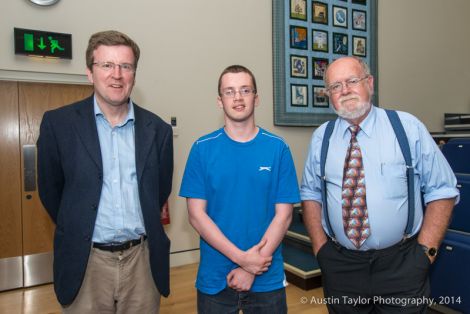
{"left": 300, "top": 56, "right": 459, "bottom": 313}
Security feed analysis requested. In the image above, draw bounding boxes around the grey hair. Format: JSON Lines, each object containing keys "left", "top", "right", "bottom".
{"left": 324, "top": 57, "right": 371, "bottom": 85}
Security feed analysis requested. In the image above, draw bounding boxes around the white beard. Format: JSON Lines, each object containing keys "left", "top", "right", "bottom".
{"left": 334, "top": 96, "right": 371, "bottom": 120}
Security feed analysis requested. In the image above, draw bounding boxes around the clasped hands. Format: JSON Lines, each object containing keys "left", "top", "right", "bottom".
{"left": 227, "top": 238, "right": 272, "bottom": 292}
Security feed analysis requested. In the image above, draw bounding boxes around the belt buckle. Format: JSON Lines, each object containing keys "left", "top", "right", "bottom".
{"left": 112, "top": 244, "right": 124, "bottom": 253}
{"left": 110, "top": 241, "right": 129, "bottom": 252}
{"left": 115, "top": 241, "right": 130, "bottom": 253}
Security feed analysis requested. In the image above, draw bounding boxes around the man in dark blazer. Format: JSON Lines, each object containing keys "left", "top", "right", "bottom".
{"left": 37, "top": 30, "right": 173, "bottom": 313}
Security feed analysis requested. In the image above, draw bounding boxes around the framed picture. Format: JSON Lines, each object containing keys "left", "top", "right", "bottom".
{"left": 291, "top": 84, "right": 308, "bottom": 107}
{"left": 333, "top": 6, "right": 348, "bottom": 28}
{"left": 312, "top": 29, "right": 328, "bottom": 52}
{"left": 290, "top": 0, "right": 307, "bottom": 21}
{"left": 352, "top": 9, "right": 367, "bottom": 31}
{"left": 313, "top": 85, "right": 329, "bottom": 107}
{"left": 333, "top": 32, "right": 348, "bottom": 55}
{"left": 312, "top": 57, "right": 329, "bottom": 80}
{"left": 290, "top": 26, "right": 308, "bottom": 50}
{"left": 273, "top": 0, "right": 378, "bottom": 126}
{"left": 290, "top": 55, "right": 308, "bottom": 78}
{"left": 352, "top": 36, "right": 366, "bottom": 57}
{"left": 312, "top": 1, "right": 328, "bottom": 25}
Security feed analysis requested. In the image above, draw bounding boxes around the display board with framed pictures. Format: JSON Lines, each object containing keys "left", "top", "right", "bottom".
{"left": 273, "top": 0, "right": 378, "bottom": 126}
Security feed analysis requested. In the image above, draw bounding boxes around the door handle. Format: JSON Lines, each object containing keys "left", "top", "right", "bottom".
{"left": 23, "top": 144, "right": 36, "bottom": 192}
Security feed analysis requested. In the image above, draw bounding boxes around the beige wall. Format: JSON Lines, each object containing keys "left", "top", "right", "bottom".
{"left": 2, "top": 0, "right": 470, "bottom": 266}
{"left": 379, "top": 0, "right": 470, "bottom": 131}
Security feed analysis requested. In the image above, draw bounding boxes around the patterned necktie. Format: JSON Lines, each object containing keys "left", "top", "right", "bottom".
{"left": 342, "top": 125, "right": 370, "bottom": 248}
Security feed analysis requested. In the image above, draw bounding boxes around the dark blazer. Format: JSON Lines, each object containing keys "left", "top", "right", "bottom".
{"left": 37, "top": 95, "right": 173, "bottom": 305}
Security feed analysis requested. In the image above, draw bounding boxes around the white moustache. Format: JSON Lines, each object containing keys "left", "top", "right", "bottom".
{"left": 339, "top": 95, "right": 360, "bottom": 104}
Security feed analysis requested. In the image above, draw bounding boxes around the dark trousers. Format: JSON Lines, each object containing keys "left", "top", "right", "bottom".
{"left": 316, "top": 237, "right": 431, "bottom": 314}
{"left": 197, "top": 287, "right": 287, "bottom": 314}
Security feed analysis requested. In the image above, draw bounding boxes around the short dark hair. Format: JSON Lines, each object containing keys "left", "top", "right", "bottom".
{"left": 217, "top": 65, "right": 257, "bottom": 96}
{"left": 86, "top": 30, "right": 140, "bottom": 71}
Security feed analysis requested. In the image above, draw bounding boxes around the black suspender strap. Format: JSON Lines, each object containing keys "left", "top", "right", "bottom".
{"left": 385, "top": 109, "right": 415, "bottom": 237}
{"left": 320, "top": 119, "right": 337, "bottom": 239}
{"left": 319, "top": 110, "right": 415, "bottom": 240}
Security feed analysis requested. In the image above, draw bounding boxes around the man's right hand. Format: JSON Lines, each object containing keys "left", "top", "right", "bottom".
{"left": 238, "top": 238, "right": 272, "bottom": 275}
{"left": 302, "top": 200, "right": 328, "bottom": 257}
{"left": 313, "top": 238, "right": 328, "bottom": 256}
{"left": 226, "top": 268, "right": 255, "bottom": 291}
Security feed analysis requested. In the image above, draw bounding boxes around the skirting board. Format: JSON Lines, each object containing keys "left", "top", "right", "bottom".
{"left": 170, "top": 249, "right": 200, "bottom": 267}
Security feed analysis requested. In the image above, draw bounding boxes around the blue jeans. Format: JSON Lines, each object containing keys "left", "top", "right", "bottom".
{"left": 197, "top": 287, "right": 287, "bottom": 314}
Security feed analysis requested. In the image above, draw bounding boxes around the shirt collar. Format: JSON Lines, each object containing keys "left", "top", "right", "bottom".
{"left": 93, "top": 96, "right": 135, "bottom": 127}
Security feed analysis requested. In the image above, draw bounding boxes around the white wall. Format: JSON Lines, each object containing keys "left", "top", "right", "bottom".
{"left": 2, "top": 0, "right": 470, "bottom": 266}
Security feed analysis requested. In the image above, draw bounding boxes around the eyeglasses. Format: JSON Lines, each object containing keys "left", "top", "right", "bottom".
{"left": 92, "top": 61, "right": 135, "bottom": 73}
{"left": 326, "top": 76, "right": 369, "bottom": 94}
{"left": 220, "top": 87, "right": 256, "bottom": 98}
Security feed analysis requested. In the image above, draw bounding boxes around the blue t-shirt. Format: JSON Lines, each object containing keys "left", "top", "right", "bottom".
{"left": 179, "top": 127, "right": 300, "bottom": 294}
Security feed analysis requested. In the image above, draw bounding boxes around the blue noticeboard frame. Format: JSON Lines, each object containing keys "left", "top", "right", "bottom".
{"left": 273, "top": 0, "right": 378, "bottom": 126}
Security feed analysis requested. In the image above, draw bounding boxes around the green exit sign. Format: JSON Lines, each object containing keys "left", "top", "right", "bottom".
{"left": 14, "top": 28, "right": 72, "bottom": 59}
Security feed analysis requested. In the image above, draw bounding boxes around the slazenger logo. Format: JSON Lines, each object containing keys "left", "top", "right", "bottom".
{"left": 258, "top": 166, "right": 271, "bottom": 172}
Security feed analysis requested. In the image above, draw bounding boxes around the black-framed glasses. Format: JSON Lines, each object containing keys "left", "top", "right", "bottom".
{"left": 326, "top": 76, "right": 369, "bottom": 94}
{"left": 220, "top": 87, "right": 256, "bottom": 98}
{"left": 92, "top": 61, "right": 135, "bottom": 73}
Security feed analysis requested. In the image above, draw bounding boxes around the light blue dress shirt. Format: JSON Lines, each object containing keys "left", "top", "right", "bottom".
{"left": 300, "top": 105, "right": 459, "bottom": 250}
{"left": 92, "top": 97, "right": 145, "bottom": 243}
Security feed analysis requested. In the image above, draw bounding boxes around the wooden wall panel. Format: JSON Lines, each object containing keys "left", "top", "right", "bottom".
{"left": 0, "top": 81, "right": 22, "bottom": 259}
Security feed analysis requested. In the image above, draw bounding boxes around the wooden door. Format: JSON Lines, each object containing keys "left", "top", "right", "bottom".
{"left": 18, "top": 82, "right": 93, "bottom": 287}
{"left": 19, "top": 82, "right": 93, "bottom": 257}
{"left": 0, "top": 81, "right": 93, "bottom": 290}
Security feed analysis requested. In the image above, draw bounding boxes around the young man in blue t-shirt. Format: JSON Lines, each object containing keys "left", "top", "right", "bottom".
{"left": 179, "top": 65, "right": 300, "bottom": 313}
